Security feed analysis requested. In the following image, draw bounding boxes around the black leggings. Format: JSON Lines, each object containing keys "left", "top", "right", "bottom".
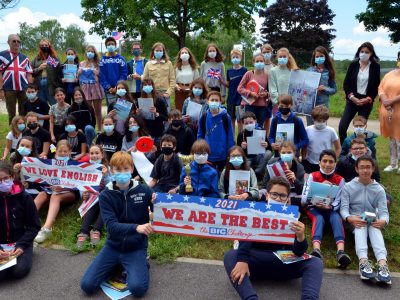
{"left": 0, "top": 245, "right": 33, "bottom": 280}
{"left": 80, "top": 203, "right": 103, "bottom": 234}
{"left": 338, "top": 99, "right": 373, "bottom": 144}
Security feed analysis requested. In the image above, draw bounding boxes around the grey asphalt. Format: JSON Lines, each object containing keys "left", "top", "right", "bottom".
{"left": 0, "top": 247, "right": 398, "bottom": 300}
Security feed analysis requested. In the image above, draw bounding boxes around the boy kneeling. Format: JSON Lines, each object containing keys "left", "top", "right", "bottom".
{"left": 81, "top": 151, "right": 154, "bottom": 296}
{"left": 224, "top": 177, "right": 323, "bottom": 300}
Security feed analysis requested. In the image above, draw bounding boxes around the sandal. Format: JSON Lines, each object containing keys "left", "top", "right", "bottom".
{"left": 76, "top": 233, "right": 89, "bottom": 248}
{"left": 90, "top": 230, "right": 101, "bottom": 246}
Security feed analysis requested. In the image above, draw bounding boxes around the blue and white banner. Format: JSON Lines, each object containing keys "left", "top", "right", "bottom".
{"left": 153, "top": 193, "right": 299, "bottom": 244}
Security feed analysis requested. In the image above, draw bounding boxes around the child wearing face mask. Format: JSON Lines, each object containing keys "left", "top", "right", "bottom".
{"left": 122, "top": 114, "right": 150, "bottom": 152}
{"left": 2, "top": 116, "right": 25, "bottom": 161}
{"left": 163, "top": 110, "right": 195, "bottom": 155}
{"left": 218, "top": 146, "right": 259, "bottom": 201}
{"left": 301, "top": 149, "right": 351, "bottom": 268}
{"left": 148, "top": 135, "right": 182, "bottom": 193}
{"left": 0, "top": 162, "right": 41, "bottom": 280}
{"left": 62, "top": 47, "right": 80, "bottom": 104}
{"left": 96, "top": 116, "right": 123, "bottom": 161}
{"left": 23, "top": 83, "right": 50, "bottom": 130}
{"left": 198, "top": 91, "right": 235, "bottom": 172}
{"left": 340, "top": 115, "right": 377, "bottom": 159}
{"left": 58, "top": 116, "right": 87, "bottom": 161}
{"left": 76, "top": 145, "right": 111, "bottom": 248}
{"left": 182, "top": 78, "right": 209, "bottom": 135}
{"left": 237, "top": 112, "right": 272, "bottom": 180}
{"left": 303, "top": 105, "right": 341, "bottom": 174}
{"left": 178, "top": 139, "right": 219, "bottom": 198}
{"left": 49, "top": 88, "right": 70, "bottom": 143}
{"left": 200, "top": 43, "right": 226, "bottom": 97}
{"left": 261, "top": 43, "right": 275, "bottom": 72}
{"left": 34, "top": 140, "right": 80, "bottom": 243}
{"left": 66, "top": 87, "right": 96, "bottom": 146}
{"left": 22, "top": 112, "right": 51, "bottom": 159}
{"left": 269, "top": 94, "right": 309, "bottom": 157}
{"left": 81, "top": 151, "right": 154, "bottom": 297}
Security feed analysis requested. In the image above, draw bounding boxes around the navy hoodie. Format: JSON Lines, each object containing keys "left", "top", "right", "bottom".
{"left": 99, "top": 180, "right": 153, "bottom": 252}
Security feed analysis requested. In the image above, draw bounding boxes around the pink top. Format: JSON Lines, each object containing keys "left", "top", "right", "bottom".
{"left": 237, "top": 70, "right": 269, "bottom": 107}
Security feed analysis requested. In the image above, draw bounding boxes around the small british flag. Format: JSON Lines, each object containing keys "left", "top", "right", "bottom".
{"left": 207, "top": 68, "right": 221, "bottom": 79}
{"left": 46, "top": 56, "right": 59, "bottom": 68}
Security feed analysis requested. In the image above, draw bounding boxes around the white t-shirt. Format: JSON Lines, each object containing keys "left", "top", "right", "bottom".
{"left": 305, "top": 125, "right": 338, "bottom": 164}
{"left": 357, "top": 61, "right": 370, "bottom": 95}
{"left": 6, "top": 131, "right": 22, "bottom": 150}
{"left": 175, "top": 65, "right": 199, "bottom": 84}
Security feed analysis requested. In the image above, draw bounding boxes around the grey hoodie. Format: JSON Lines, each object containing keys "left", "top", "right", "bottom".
{"left": 339, "top": 177, "right": 389, "bottom": 223}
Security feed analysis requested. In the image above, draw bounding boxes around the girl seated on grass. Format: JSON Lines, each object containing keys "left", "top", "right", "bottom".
{"left": 1, "top": 115, "right": 25, "bottom": 161}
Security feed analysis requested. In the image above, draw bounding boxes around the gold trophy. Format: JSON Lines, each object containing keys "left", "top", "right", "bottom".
{"left": 179, "top": 154, "right": 194, "bottom": 193}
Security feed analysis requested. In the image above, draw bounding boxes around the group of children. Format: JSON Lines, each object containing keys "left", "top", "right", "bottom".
{"left": 0, "top": 42, "right": 393, "bottom": 300}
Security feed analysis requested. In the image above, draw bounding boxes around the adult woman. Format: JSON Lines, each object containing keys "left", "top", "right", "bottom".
{"left": 268, "top": 47, "right": 299, "bottom": 106}
{"left": 339, "top": 42, "right": 380, "bottom": 144}
{"left": 143, "top": 42, "right": 175, "bottom": 110}
{"left": 174, "top": 47, "right": 199, "bottom": 111}
{"left": 306, "top": 46, "right": 337, "bottom": 125}
{"left": 31, "top": 38, "right": 62, "bottom": 105}
{"left": 378, "top": 68, "right": 400, "bottom": 173}
{"left": 200, "top": 43, "right": 226, "bottom": 97}
{"left": 237, "top": 53, "right": 271, "bottom": 131}
{"left": 77, "top": 45, "right": 104, "bottom": 131}
{"left": 261, "top": 43, "right": 275, "bottom": 73}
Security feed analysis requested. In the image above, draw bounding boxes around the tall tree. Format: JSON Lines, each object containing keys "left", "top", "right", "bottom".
{"left": 81, "top": 0, "right": 267, "bottom": 49}
{"left": 259, "top": 0, "right": 335, "bottom": 66}
{"left": 63, "top": 24, "right": 87, "bottom": 52}
{"left": 356, "top": 0, "right": 400, "bottom": 43}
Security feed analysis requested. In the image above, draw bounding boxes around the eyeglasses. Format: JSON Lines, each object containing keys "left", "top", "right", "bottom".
{"left": 0, "top": 176, "right": 11, "bottom": 183}
{"left": 230, "top": 155, "right": 242, "bottom": 158}
{"left": 351, "top": 147, "right": 365, "bottom": 151}
{"left": 12, "top": 40, "right": 21, "bottom": 44}
{"left": 269, "top": 192, "right": 289, "bottom": 201}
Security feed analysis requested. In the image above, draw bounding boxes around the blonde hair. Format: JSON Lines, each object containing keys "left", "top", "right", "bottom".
{"left": 10, "top": 115, "right": 24, "bottom": 138}
{"left": 56, "top": 139, "right": 72, "bottom": 151}
{"left": 230, "top": 49, "right": 242, "bottom": 57}
{"left": 110, "top": 151, "right": 133, "bottom": 168}
{"left": 277, "top": 47, "right": 299, "bottom": 70}
{"left": 261, "top": 44, "right": 273, "bottom": 52}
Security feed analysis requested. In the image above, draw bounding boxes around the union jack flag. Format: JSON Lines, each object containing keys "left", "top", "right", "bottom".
{"left": 0, "top": 51, "right": 32, "bottom": 91}
{"left": 207, "top": 68, "right": 221, "bottom": 79}
{"left": 46, "top": 56, "right": 59, "bottom": 68}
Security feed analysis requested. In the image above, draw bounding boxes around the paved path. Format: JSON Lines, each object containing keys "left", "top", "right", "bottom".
{"left": 0, "top": 247, "right": 397, "bottom": 300}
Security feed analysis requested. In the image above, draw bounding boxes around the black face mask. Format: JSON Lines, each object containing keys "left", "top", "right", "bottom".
{"left": 278, "top": 107, "right": 291, "bottom": 115}
{"left": 40, "top": 46, "right": 50, "bottom": 53}
{"left": 161, "top": 146, "right": 174, "bottom": 155}
{"left": 171, "top": 120, "right": 183, "bottom": 129}
{"left": 28, "top": 123, "right": 38, "bottom": 130}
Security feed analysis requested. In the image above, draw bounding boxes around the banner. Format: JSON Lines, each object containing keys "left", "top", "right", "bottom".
{"left": 131, "top": 151, "right": 153, "bottom": 185}
{"left": 153, "top": 193, "right": 299, "bottom": 244}
{"left": 21, "top": 157, "right": 103, "bottom": 193}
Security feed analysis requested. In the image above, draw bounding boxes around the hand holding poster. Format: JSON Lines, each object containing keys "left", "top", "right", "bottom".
{"left": 138, "top": 98, "right": 155, "bottom": 120}
{"left": 229, "top": 170, "right": 250, "bottom": 196}
{"left": 247, "top": 136, "right": 265, "bottom": 155}
{"left": 63, "top": 64, "right": 77, "bottom": 83}
{"left": 21, "top": 157, "right": 103, "bottom": 193}
{"left": 186, "top": 100, "right": 203, "bottom": 122}
{"left": 288, "top": 70, "right": 321, "bottom": 116}
{"left": 276, "top": 124, "right": 294, "bottom": 143}
{"left": 114, "top": 98, "right": 133, "bottom": 122}
{"left": 308, "top": 181, "right": 339, "bottom": 205}
{"left": 153, "top": 193, "right": 299, "bottom": 244}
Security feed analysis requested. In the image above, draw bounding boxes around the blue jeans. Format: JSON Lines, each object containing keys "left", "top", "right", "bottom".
{"left": 84, "top": 125, "right": 96, "bottom": 146}
{"left": 39, "top": 78, "right": 56, "bottom": 105}
{"left": 80, "top": 243, "right": 149, "bottom": 297}
{"left": 307, "top": 208, "right": 345, "bottom": 244}
{"left": 224, "top": 249, "right": 323, "bottom": 300}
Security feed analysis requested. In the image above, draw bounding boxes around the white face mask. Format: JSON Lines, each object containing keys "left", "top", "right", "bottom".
{"left": 359, "top": 52, "right": 370, "bottom": 62}
{"left": 244, "top": 123, "right": 256, "bottom": 131}
{"left": 208, "top": 51, "right": 217, "bottom": 59}
{"left": 320, "top": 167, "right": 335, "bottom": 175}
{"left": 194, "top": 153, "right": 208, "bottom": 165}
{"left": 268, "top": 198, "right": 283, "bottom": 205}
{"left": 314, "top": 122, "right": 327, "bottom": 130}
{"left": 180, "top": 53, "right": 190, "bottom": 61}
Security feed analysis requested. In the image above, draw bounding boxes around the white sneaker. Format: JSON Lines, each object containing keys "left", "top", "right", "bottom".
{"left": 35, "top": 227, "right": 52, "bottom": 243}
{"left": 383, "top": 165, "right": 398, "bottom": 172}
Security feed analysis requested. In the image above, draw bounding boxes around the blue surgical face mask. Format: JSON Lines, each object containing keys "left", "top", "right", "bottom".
{"left": 104, "top": 125, "right": 114, "bottom": 133}
{"left": 143, "top": 85, "right": 153, "bottom": 94}
{"left": 55, "top": 155, "right": 69, "bottom": 162}
{"left": 17, "top": 146, "right": 31, "bottom": 156}
{"left": 0, "top": 179, "right": 13, "bottom": 193}
{"left": 315, "top": 56, "right": 325, "bottom": 65}
{"left": 26, "top": 92, "right": 37, "bottom": 101}
{"left": 254, "top": 62, "right": 265, "bottom": 70}
{"left": 86, "top": 52, "right": 95, "bottom": 59}
{"left": 354, "top": 127, "right": 365, "bottom": 135}
{"left": 281, "top": 153, "right": 294, "bottom": 163}
{"left": 107, "top": 45, "right": 116, "bottom": 53}
{"left": 116, "top": 88, "right": 127, "bottom": 97}
{"left": 230, "top": 156, "right": 244, "bottom": 167}
{"left": 154, "top": 51, "right": 164, "bottom": 59}
{"left": 113, "top": 172, "right": 131, "bottom": 185}
{"left": 65, "top": 124, "right": 76, "bottom": 133}
{"left": 90, "top": 159, "right": 102, "bottom": 164}
{"left": 263, "top": 52, "right": 272, "bottom": 60}
{"left": 231, "top": 58, "right": 241, "bottom": 65}
{"left": 67, "top": 55, "right": 75, "bottom": 61}
{"left": 192, "top": 87, "right": 203, "bottom": 97}
{"left": 17, "top": 124, "right": 26, "bottom": 131}
{"left": 129, "top": 125, "right": 140, "bottom": 132}
{"left": 278, "top": 57, "right": 289, "bottom": 65}
{"left": 208, "top": 101, "right": 220, "bottom": 111}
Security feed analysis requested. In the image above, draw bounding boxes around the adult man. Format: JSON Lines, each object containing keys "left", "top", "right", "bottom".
{"left": 127, "top": 41, "right": 147, "bottom": 100}
{"left": 99, "top": 37, "right": 127, "bottom": 106}
{"left": 0, "top": 34, "right": 33, "bottom": 123}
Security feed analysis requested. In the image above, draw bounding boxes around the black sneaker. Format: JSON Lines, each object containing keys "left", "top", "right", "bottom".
{"left": 336, "top": 250, "right": 351, "bottom": 269}
{"left": 310, "top": 248, "right": 323, "bottom": 260}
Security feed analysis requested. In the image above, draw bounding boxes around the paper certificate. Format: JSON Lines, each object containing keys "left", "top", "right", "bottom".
{"left": 186, "top": 100, "right": 203, "bottom": 122}
{"left": 63, "top": 64, "right": 77, "bottom": 83}
{"left": 138, "top": 98, "right": 155, "bottom": 120}
{"left": 276, "top": 124, "right": 294, "bottom": 143}
{"left": 229, "top": 170, "right": 250, "bottom": 196}
{"left": 289, "top": 70, "right": 321, "bottom": 116}
{"left": 114, "top": 99, "right": 133, "bottom": 122}
{"left": 247, "top": 136, "right": 265, "bottom": 155}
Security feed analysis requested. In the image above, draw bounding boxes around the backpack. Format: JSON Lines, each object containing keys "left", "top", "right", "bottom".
{"left": 199, "top": 112, "right": 229, "bottom": 138}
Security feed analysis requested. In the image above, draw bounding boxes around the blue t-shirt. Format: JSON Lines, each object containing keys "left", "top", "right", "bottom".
{"left": 132, "top": 59, "right": 144, "bottom": 93}
{"left": 227, "top": 66, "right": 248, "bottom": 105}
